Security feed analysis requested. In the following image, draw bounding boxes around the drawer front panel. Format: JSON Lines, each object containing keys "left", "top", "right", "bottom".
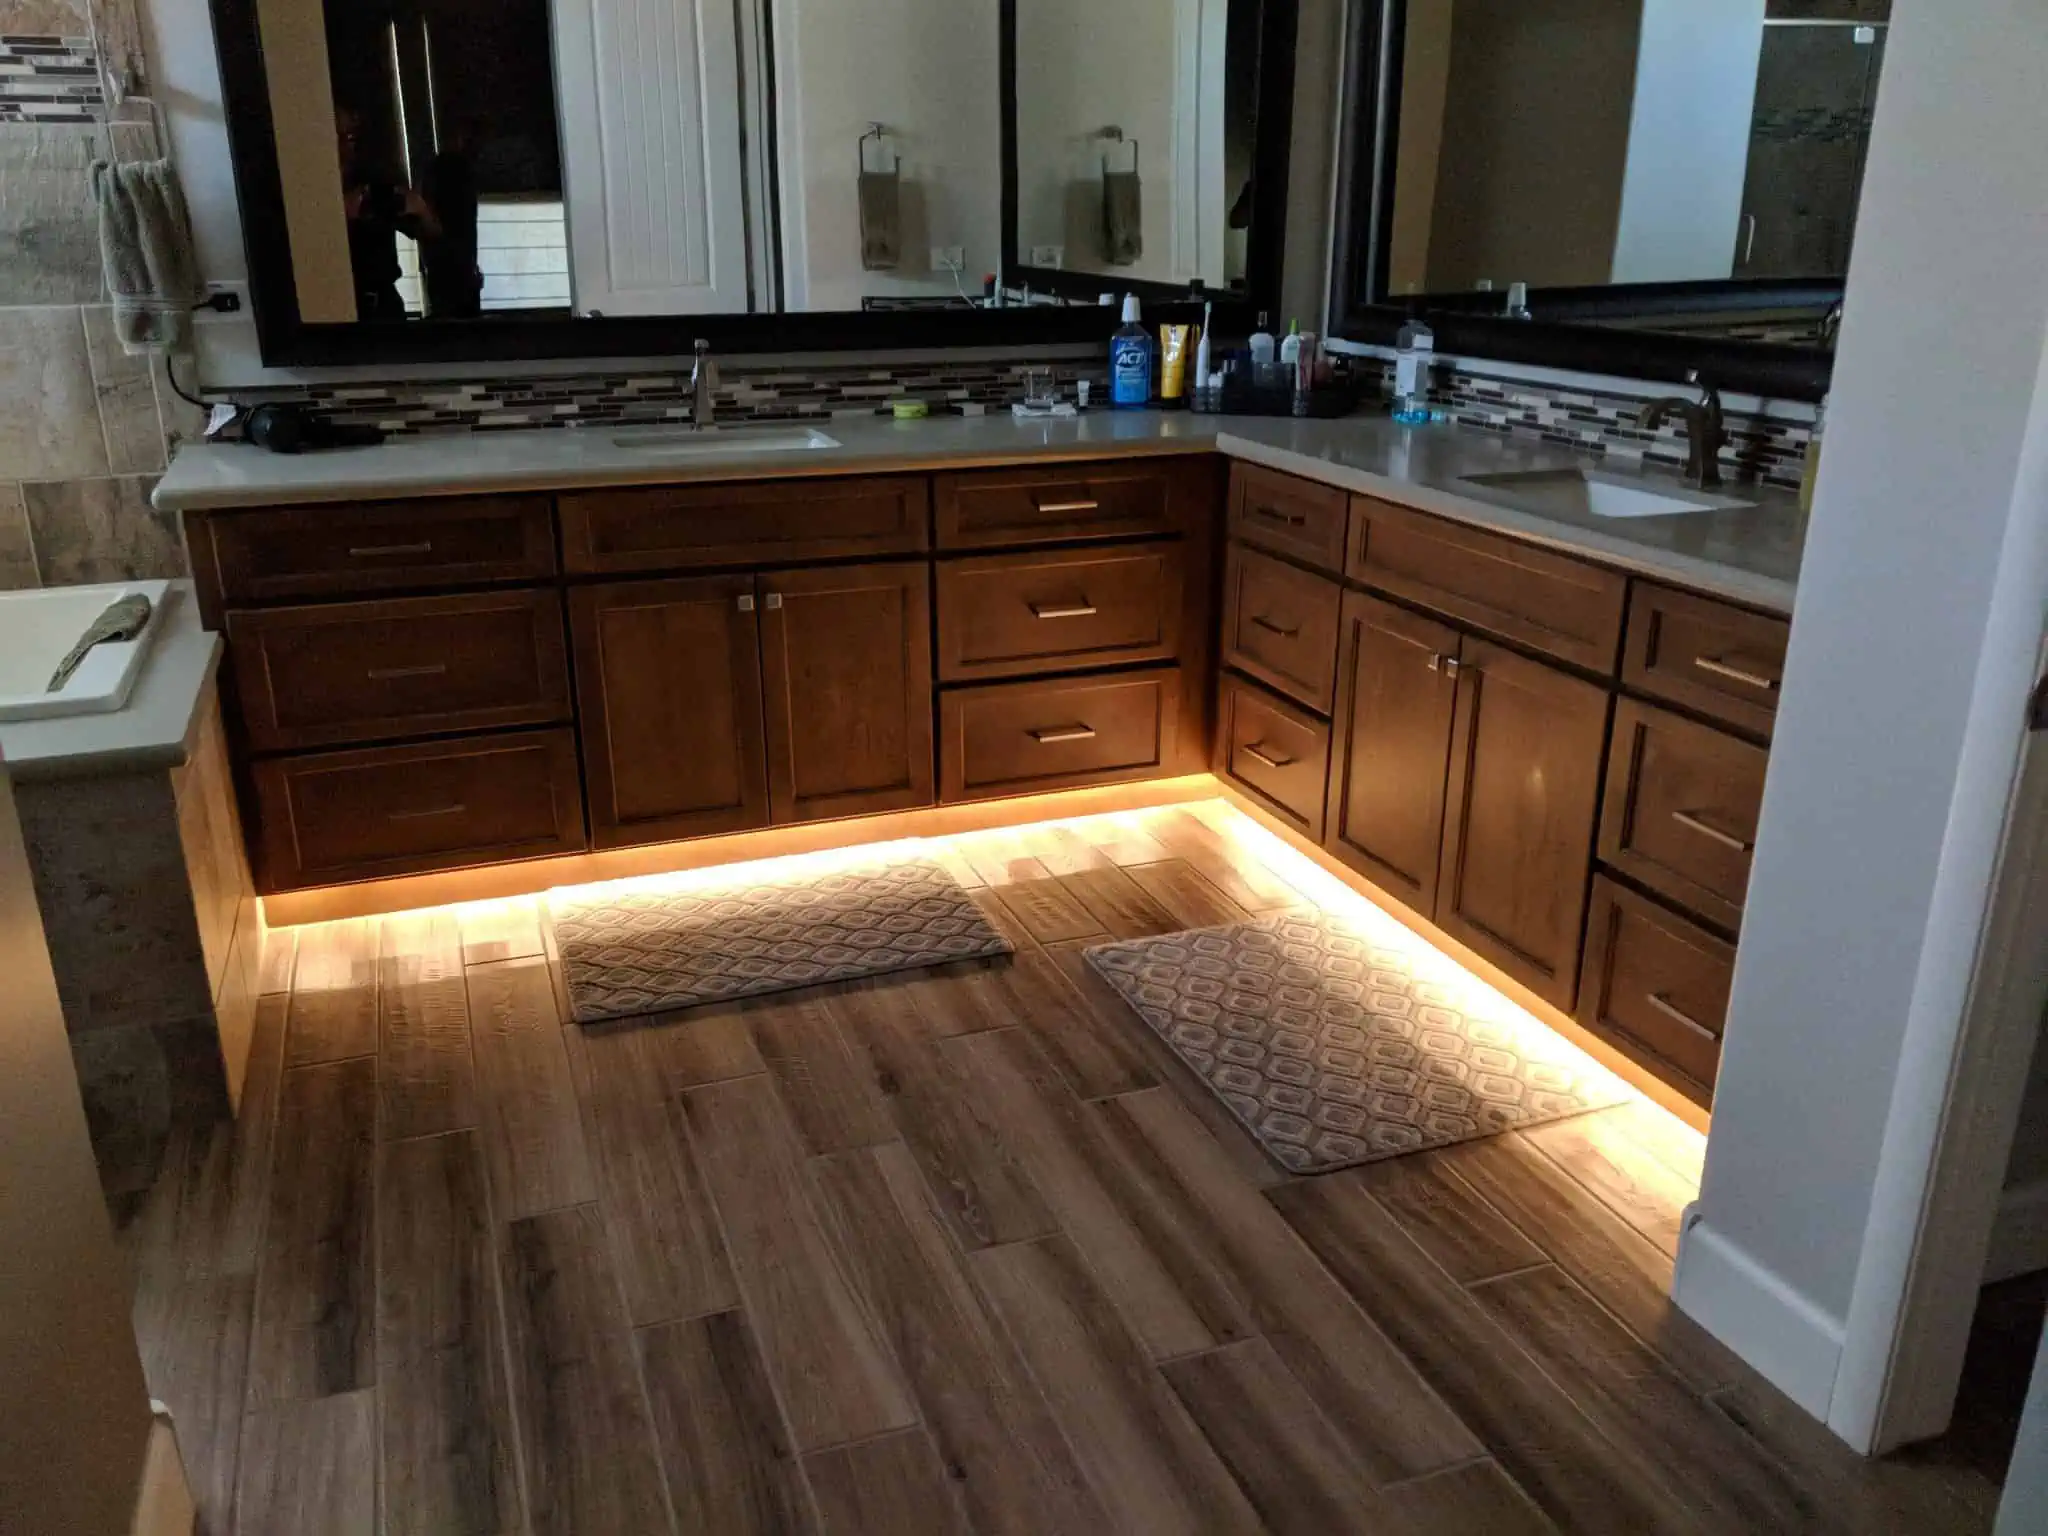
{"left": 935, "top": 461, "right": 1183, "bottom": 548}
{"left": 228, "top": 590, "right": 571, "bottom": 752}
{"left": 253, "top": 728, "right": 586, "bottom": 890}
{"left": 1222, "top": 543, "right": 1343, "bottom": 714}
{"left": 1576, "top": 877, "right": 1734, "bottom": 1108}
{"left": 559, "top": 475, "right": 930, "bottom": 573}
{"left": 1623, "top": 582, "right": 1789, "bottom": 738}
{"left": 940, "top": 667, "right": 1179, "bottom": 801}
{"left": 1600, "top": 699, "right": 1767, "bottom": 931}
{"left": 1216, "top": 671, "right": 1332, "bottom": 841}
{"left": 937, "top": 543, "right": 1182, "bottom": 681}
{"left": 200, "top": 495, "right": 556, "bottom": 603}
{"left": 1228, "top": 462, "right": 1350, "bottom": 573}
{"left": 1349, "top": 496, "right": 1628, "bottom": 674}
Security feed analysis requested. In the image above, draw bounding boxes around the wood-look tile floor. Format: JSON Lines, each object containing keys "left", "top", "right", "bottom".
{"left": 123, "top": 801, "right": 2007, "bottom": 1534}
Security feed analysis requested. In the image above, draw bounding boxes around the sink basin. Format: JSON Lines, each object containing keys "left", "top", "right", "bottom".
{"left": 609, "top": 426, "right": 841, "bottom": 455}
{"left": 1460, "top": 467, "right": 1752, "bottom": 520}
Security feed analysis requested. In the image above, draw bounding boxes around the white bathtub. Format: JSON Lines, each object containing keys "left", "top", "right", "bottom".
{"left": 0, "top": 580, "right": 173, "bottom": 722}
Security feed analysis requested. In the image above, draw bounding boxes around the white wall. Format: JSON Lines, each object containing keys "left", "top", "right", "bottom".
{"left": 774, "top": 0, "right": 1002, "bottom": 311}
{"left": 1609, "top": 0, "right": 1764, "bottom": 284}
{"left": 1673, "top": 0, "right": 2048, "bottom": 1432}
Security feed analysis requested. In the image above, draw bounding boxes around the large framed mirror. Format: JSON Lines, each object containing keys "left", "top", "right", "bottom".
{"left": 210, "top": 0, "right": 1297, "bottom": 365}
{"left": 1329, "top": 0, "right": 1889, "bottom": 397}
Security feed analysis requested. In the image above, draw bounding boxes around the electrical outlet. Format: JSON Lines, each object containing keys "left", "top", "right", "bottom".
{"left": 931, "top": 245, "right": 965, "bottom": 273}
{"left": 1030, "top": 244, "right": 1065, "bottom": 269}
{"left": 197, "top": 280, "right": 248, "bottom": 321}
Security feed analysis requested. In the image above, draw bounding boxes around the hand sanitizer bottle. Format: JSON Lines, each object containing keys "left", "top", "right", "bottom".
{"left": 1392, "top": 319, "right": 1434, "bottom": 424}
{"left": 1109, "top": 295, "right": 1154, "bottom": 410}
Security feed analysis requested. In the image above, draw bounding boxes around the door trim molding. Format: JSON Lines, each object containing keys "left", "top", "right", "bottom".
{"left": 1671, "top": 1215, "right": 1846, "bottom": 1421}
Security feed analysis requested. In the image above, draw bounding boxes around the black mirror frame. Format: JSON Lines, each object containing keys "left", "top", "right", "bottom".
{"left": 1328, "top": 0, "right": 1835, "bottom": 402}
{"left": 209, "top": 0, "right": 1160, "bottom": 366}
{"left": 997, "top": 0, "right": 1298, "bottom": 328}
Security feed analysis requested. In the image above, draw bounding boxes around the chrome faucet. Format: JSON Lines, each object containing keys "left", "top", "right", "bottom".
{"left": 1639, "top": 371, "right": 1726, "bottom": 491}
{"left": 691, "top": 339, "right": 719, "bottom": 429}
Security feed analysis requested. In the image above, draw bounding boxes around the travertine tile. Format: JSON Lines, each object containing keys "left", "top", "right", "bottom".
{"left": 84, "top": 303, "right": 168, "bottom": 475}
{"left": 23, "top": 473, "right": 184, "bottom": 584}
{"left": 0, "top": 0, "right": 93, "bottom": 32}
{"left": 0, "top": 306, "right": 109, "bottom": 478}
{"left": 0, "top": 482, "right": 37, "bottom": 589}
{"left": 0, "top": 126, "right": 102, "bottom": 306}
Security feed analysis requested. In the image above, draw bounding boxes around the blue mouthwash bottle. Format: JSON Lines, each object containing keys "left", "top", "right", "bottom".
{"left": 1109, "top": 294, "right": 1154, "bottom": 409}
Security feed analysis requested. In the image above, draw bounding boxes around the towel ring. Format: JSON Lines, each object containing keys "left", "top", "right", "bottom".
{"left": 1097, "top": 126, "right": 1138, "bottom": 176}
{"left": 858, "top": 122, "right": 899, "bottom": 178}
{"left": 93, "top": 55, "right": 173, "bottom": 167}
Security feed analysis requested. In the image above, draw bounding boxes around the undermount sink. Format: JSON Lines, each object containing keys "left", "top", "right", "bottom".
{"left": 608, "top": 426, "right": 841, "bottom": 454}
{"left": 1460, "top": 467, "right": 1753, "bottom": 520}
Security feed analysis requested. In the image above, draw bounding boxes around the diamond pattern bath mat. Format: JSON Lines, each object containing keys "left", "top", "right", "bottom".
{"left": 1085, "top": 910, "right": 1627, "bottom": 1173}
{"left": 548, "top": 858, "right": 1011, "bottom": 1025}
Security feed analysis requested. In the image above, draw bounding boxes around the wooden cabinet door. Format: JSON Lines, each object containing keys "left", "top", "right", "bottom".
{"left": 569, "top": 575, "right": 771, "bottom": 849}
{"left": 759, "top": 561, "right": 935, "bottom": 824}
{"left": 1322, "top": 591, "right": 1462, "bottom": 914}
{"left": 1436, "top": 637, "right": 1612, "bottom": 1008}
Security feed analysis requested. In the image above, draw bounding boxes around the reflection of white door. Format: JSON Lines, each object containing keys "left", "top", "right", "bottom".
{"left": 552, "top": 0, "right": 750, "bottom": 314}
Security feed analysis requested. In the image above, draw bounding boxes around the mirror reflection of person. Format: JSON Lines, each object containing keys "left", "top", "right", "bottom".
{"left": 336, "top": 106, "right": 441, "bottom": 320}
{"left": 424, "top": 128, "right": 484, "bottom": 319}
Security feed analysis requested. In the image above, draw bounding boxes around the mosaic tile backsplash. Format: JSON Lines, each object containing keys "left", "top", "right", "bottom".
{"left": 0, "top": 35, "right": 103, "bottom": 122}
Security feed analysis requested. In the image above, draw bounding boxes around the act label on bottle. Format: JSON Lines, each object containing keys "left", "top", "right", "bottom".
{"left": 1111, "top": 340, "right": 1150, "bottom": 405}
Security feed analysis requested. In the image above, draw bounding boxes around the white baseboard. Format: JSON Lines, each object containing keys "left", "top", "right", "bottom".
{"left": 1985, "top": 1177, "right": 2048, "bottom": 1284}
{"left": 1673, "top": 1210, "right": 1847, "bottom": 1423}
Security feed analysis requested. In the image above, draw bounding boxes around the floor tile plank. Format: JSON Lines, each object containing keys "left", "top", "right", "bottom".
{"left": 1067, "top": 811, "right": 1176, "bottom": 867}
{"left": 918, "top": 948, "right": 1158, "bottom": 1100}
{"left": 680, "top": 1075, "right": 917, "bottom": 1452}
{"left": 639, "top": 1309, "right": 816, "bottom": 1535}
{"left": 247, "top": 1057, "right": 376, "bottom": 1405}
{"left": 986, "top": 875, "right": 1109, "bottom": 946}
{"left": 1520, "top": 1105, "right": 1698, "bottom": 1257}
{"left": 969, "top": 886, "right": 1039, "bottom": 951}
{"left": 377, "top": 912, "right": 478, "bottom": 1142}
{"left": 803, "top": 1429, "right": 967, "bottom": 1536}
{"left": 1353, "top": 1153, "right": 1549, "bottom": 1284}
{"left": 377, "top": 1131, "right": 521, "bottom": 1536}
{"left": 259, "top": 924, "right": 299, "bottom": 996}
{"left": 1143, "top": 808, "right": 1308, "bottom": 912}
{"left": 970, "top": 1235, "right": 1263, "bottom": 1535}
{"left": 456, "top": 896, "right": 547, "bottom": 966}
{"left": 1379, "top": 1460, "right": 1560, "bottom": 1535}
{"left": 234, "top": 1389, "right": 378, "bottom": 1536}
{"left": 583, "top": 1004, "right": 767, "bottom": 1092}
{"left": 499, "top": 1204, "right": 675, "bottom": 1536}
{"left": 809, "top": 1143, "right": 1109, "bottom": 1536}
{"left": 565, "top": 1025, "right": 740, "bottom": 1327}
{"left": 134, "top": 1272, "right": 254, "bottom": 1533}
{"left": 1013, "top": 822, "right": 1118, "bottom": 875}
{"left": 749, "top": 992, "right": 899, "bottom": 1155}
{"left": 1159, "top": 1337, "right": 1381, "bottom": 1534}
{"left": 951, "top": 829, "right": 1052, "bottom": 887}
{"left": 468, "top": 957, "right": 596, "bottom": 1219}
{"left": 1057, "top": 864, "right": 1185, "bottom": 939}
{"left": 1122, "top": 858, "right": 1255, "bottom": 930}
{"left": 284, "top": 919, "right": 377, "bottom": 1067}
{"left": 927, "top": 843, "right": 989, "bottom": 892}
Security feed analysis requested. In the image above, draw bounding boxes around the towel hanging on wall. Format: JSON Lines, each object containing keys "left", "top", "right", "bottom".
{"left": 1100, "top": 129, "right": 1141, "bottom": 266}
{"left": 92, "top": 150, "right": 203, "bottom": 353}
{"left": 857, "top": 123, "right": 901, "bottom": 272}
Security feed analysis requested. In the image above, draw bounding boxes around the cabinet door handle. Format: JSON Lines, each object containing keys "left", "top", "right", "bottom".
{"left": 1029, "top": 724, "right": 1098, "bottom": 744}
{"left": 1241, "top": 743, "right": 1294, "bottom": 770}
{"left": 365, "top": 662, "right": 448, "bottom": 682}
{"left": 1249, "top": 503, "right": 1308, "bottom": 527}
{"left": 386, "top": 803, "right": 467, "bottom": 822}
{"left": 1425, "top": 653, "right": 1463, "bottom": 678}
{"left": 347, "top": 541, "right": 435, "bottom": 559}
{"left": 737, "top": 594, "right": 756, "bottom": 612}
{"left": 1250, "top": 615, "right": 1300, "bottom": 640}
{"left": 1646, "top": 991, "right": 1717, "bottom": 1043}
{"left": 1671, "top": 809, "right": 1754, "bottom": 854}
{"left": 1030, "top": 601, "right": 1099, "bottom": 620}
{"left": 1694, "top": 655, "right": 1780, "bottom": 692}
{"left": 763, "top": 592, "right": 784, "bottom": 610}
{"left": 1034, "top": 499, "right": 1100, "bottom": 514}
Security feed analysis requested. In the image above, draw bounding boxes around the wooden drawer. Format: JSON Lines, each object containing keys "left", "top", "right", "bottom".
{"left": 937, "top": 543, "right": 1182, "bottom": 681}
{"left": 934, "top": 460, "right": 1183, "bottom": 548}
{"left": 1348, "top": 496, "right": 1628, "bottom": 674}
{"left": 939, "top": 666, "right": 1180, "bottom": 802}
{"left": 1576, "top": 877, "right": 1735, "bottom": 1109}
{"left": 1600, "top": 699, "right": 1767, "bottom": 932}
{"left": 1228, "top": 462, "right": 1350, "bottom": 574}
{"left": 1215, "top": 671, "right": 1331, "bottom": 841}
{"left": 252, "top": 728, "right": 586, "bottom": 891}
{"left": 559, "top": 475, "right": 929, "bottom": 574}
{"left": 227, "top": 590, "right": 571, "bottom": 752}
{"left": 1624, "top": 582, "right": 1789, "bottom": 738}
{"left": 1222, "top": 543, "right": 1343, "bottom": 714}
{"left": 194, "top": 495, "right": 556, "bottom": 605}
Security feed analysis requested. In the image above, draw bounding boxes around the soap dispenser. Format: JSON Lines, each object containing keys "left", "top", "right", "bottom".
{"left": 1109, "top": 294, "right": 1154, "bottom": 410}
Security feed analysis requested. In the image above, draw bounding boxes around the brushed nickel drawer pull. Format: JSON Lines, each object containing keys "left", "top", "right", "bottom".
{"left": 1029, "top": 724, "right": 1098, "bottom": 744}
{"left": 347, "top": 541, "right": 435, "bottom": 559}
{"left": 365, "top": 662, "right": 449, "bottom": 682}
{"left": 387, "top": 803, "right": 467, "bottom": 822}
{"left": 1030, "top": 601, "right": 1099, "bottom": 620}
{"left": 764, "top": 592, "right": 784, "bottom": 610}
{"left": 1250, "top": 504, "right": 1308, "bottom": 527}
{"left": 1241, "top": 743, "right": 1294, "bottom": 770}
{"left": 1694, "top": 655, "right": 1780, "bottom": 692}
{"left": 1671, "top": 809, "right": 1754, "bottom": 854}
{"left": 1250, "top": 615, "right": 1300, "bottom": 640}
{"left": 1646, "top": 991, "right": 1717, "bottom": 1043}
{"left": 737, "top": 594, "right": 756, "bottom": 612}
{"left": 1034, "top": 499, "right": 1100, "bottom": 514}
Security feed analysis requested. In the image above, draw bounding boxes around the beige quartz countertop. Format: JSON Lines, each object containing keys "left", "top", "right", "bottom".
{"left": 154, "top": 407, "right": 1804, "bottom": 613}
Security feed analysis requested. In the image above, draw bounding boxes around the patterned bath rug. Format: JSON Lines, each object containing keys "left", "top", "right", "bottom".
{"left": 548, "top": 857, "right": 1011, "bottom": 1025}
{"left": 1085, "top": 909, "right": 1628, "bottom": 1173}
